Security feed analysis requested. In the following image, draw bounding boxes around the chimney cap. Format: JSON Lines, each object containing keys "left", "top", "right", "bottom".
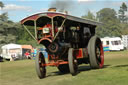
{"left": 48, "top": 8, "right": 56, "bottom": 12}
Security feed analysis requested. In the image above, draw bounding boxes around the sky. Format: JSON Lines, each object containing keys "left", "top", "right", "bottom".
{"left": 0, "top": 0, "right": 128, "bottom": 22}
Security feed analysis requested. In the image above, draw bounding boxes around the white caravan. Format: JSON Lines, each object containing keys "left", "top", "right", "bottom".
{"left": 1, "top": 44, "right": 22, "bottom": 60}
{"left": 101, "top": 37, "right": 124, "bottom": 51}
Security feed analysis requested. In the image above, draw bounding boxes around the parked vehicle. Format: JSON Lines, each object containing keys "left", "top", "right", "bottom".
{"left": 1, "top": 44, "right": 22, "bottom": 61}
{"left": 101, "top": 37, "right": 124, "bottom": 51}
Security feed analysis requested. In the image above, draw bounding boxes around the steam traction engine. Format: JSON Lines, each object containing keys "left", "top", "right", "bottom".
{"left": 21, "top": 8, "right": 104, "bottom": 79}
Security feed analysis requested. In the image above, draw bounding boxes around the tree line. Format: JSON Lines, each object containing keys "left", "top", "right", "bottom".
{"left": 82, "top": 2, "right": 128, "bottom": 37}
{"left": 0, "top": 1, "right": 128, "bottom": 47}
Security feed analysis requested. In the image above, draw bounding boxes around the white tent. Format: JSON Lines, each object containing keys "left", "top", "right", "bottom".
{"left": 1, "top": 44, "right": 22, "bottom": 60}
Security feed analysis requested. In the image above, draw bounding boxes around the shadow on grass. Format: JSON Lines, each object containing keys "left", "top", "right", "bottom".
{"left": 110, "top": 64, "right": 128, "bottom": 71}
{"left": 103, "top": 65, "right": 110, "bottom": 68}
{"left": 78, "top": 65, "right": 91, "bottom": 72}
{"left": 47, "top": 65, "right": 92, "bottom": 77}
{"left": 46, "top": 64, "right": 110, "bottom": 77}
{"left": 113, "top": 64, "right": 128, "bottom": 68}
{"left": 46, "top": 70, "right": 67, "bottom": 77}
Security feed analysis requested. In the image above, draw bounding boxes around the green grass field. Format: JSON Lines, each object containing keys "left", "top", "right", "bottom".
{"left": 0, "top": 50, "right": 128, "bottom": 85}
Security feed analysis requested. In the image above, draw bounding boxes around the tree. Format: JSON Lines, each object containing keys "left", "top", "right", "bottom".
{"left": 82, "top": 10, "right": 96, "bottom": 21}
{"left": 0, "top": 12, "right": 8, "bottom": 22}
{"left": 0, "top": 1, "right": 40, "bottom": 47}
{"left": 96, "top": 8, "right": 121, "bottom": 37}
{"left": 0, "top": 2, "right": 18, "bottom": 45}
{"left": 118, "top": 2, "right": 128, "bottom": 23}
{"left": 119, "top": 23, "right": 128, "bottom": 35}
{"left": 97, "top": 8, "right": 118, "bottom": 23}
{"left": 0, "top": 1, "right": 4, "bottom": 8}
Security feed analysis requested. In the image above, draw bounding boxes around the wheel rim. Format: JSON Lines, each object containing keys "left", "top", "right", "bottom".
{"left": 95, "top": 42, "right": 104, "bottom": 68}
{"left": 68, "top": 48, "right": 78, "bottom": 75}
{"left": 35, "top": 52, "right": 46, "bottom": 79}
{"left": 39, "top": 53, "right": 46, "bottom": 74}
{"left": 99, "top": 43, "right": 104, "bottom": 68}
{"left": 88, "top": 36, "right": 104, "bottom": 69}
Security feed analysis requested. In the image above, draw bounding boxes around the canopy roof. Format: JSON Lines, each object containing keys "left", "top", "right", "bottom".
{"left": 21, "top": 12, "right": 100, "bottom": 27}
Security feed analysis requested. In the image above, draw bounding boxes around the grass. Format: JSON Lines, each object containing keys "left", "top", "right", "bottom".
{"left": 0, "top": 50, "right": 128, "bottom": 85}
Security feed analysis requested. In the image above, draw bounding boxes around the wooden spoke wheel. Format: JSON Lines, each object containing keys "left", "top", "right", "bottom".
{"left": 88, "top": 36, "right": 104, "bottom": 69}
{"left": 68, "top": 48, "right": 78, "bottom": 76}
{"left": 35, "top": 51, "right": 46, "bottom": 79}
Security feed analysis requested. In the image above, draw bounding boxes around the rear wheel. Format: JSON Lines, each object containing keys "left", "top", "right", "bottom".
{"left": 88, "top": 36, "right": 104, "bottom": 69}
{"left": 35, "top": 51, "right": 46, "bottom": 79}
{"left": 68, "top": 48, "right": 78, "bottom": 76}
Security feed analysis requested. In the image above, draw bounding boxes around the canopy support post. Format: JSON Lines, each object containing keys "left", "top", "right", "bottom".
{"left": 23, "top": 24, "right": 38, "bottom": 42}
{"left": 51, "top": 18, "right": 54, "bottom": 37}
{"left": 53, "top": 18, "right": 66, "bottom": 41}
{"left": 34, "top": 20, "right": 37, "bottom": 39}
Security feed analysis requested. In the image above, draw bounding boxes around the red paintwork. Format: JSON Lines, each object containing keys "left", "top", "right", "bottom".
{"left": 39, "top": 24, "right": 53, "bottom": 36}
{"left": 38, "top": 37, "right": 52, "bottom": 44}
{"left": 47, "top": 13, "right": 66, "bottom": 17}
{"left": 73, "top": 49, "right": 83, "bottom": 59}
{"left": 21, "top": 12, "right": 66, "bottom": 24}
{"left": 37, "top": 24, "right": 60, "bottom": 45}
{"left": 47, "top": 54, "right": 68, "bottom": 67}
{"left": 21, "top": 14, "right": 39, "bottom": 24}
{"left": 38, "top": 24, "right": 53, "bottom": 44}
{"left": 99, "top": 43, "right": 104, "bottom": 68}
{"left": 44, "top": 48, "right": 85, "bottom": 67}
{"left": 38, "top": 24, "right": 52, "bottom": 30}
{"left": 41, "top": 60, "right": 68, "bottom": 67}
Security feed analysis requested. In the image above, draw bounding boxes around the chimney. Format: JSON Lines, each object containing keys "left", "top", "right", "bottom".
{"left": 48, "top": 8, "right": 56, "bottom": 12}
{"left": 64, "top": 11, "right": 68, "bottom": 14}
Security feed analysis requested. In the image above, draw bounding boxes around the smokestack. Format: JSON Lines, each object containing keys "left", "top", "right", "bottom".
{"left": 64, "top": 11, "right": 68, "bottom": 14}
{"left": 48, "top": 8, "right": 56, "bottom": 12}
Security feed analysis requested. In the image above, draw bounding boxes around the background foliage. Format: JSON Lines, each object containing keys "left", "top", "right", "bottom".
{"left": 0, "top": 1, "right": 128, "bottom": 47}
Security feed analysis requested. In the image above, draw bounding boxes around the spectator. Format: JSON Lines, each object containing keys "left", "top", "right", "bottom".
{"left": 25, "top": 50, "right": 31, "bottom": 59}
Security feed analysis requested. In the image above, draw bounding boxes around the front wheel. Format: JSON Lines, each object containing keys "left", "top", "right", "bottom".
{"left": 35, "top": 51, "right": 46, "bottom": 79}
{"left": 68, "top": 48, "right": 78, "bottom": 76}
{"left": 88, "top": 36, "right": 104, "bottom": 69}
